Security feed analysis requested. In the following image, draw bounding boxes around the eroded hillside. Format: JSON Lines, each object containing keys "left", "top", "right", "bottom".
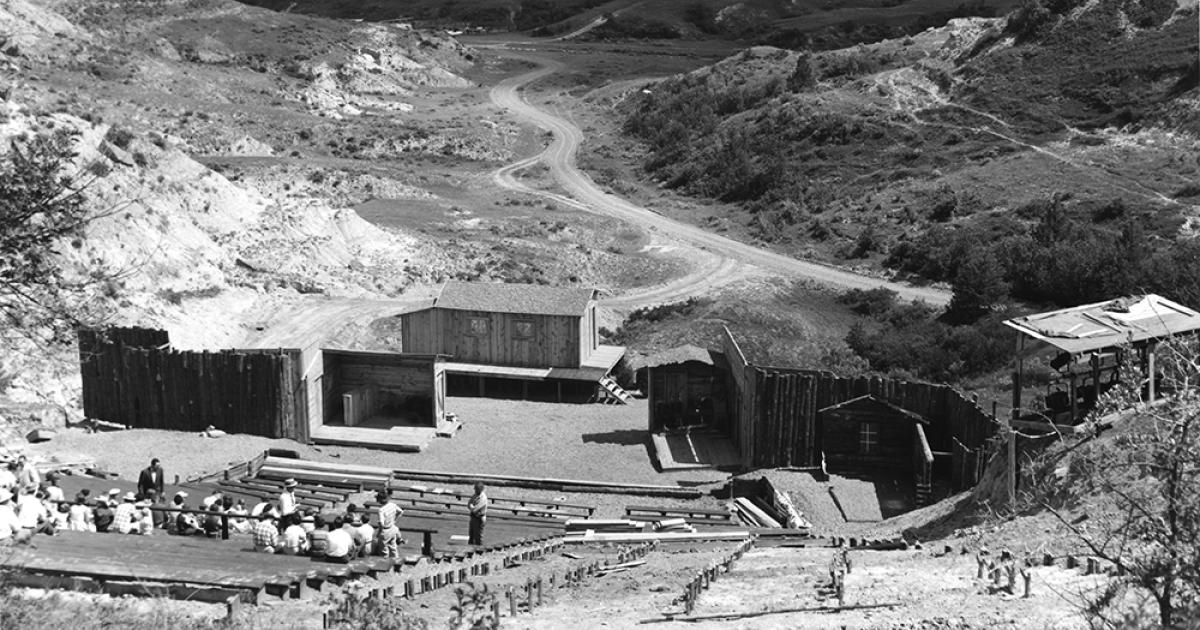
{"left": 0, "top": 0, "right": 494, "bottom": 415}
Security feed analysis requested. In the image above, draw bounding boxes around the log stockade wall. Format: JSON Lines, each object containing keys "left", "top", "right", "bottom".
{"left": 78, "top": 328, "right": 308, "bottom": 440}
{"left": 722, "top": 327, "right": 995, "bottom": 491}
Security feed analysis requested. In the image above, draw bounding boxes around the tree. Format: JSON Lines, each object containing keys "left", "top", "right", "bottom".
{"left": 947, "top": 249, "right": 1009, "bottom": 322}
{"left": 0, "top": 128, "right": 104, "bottom": 344}
{"left": 1025, "top": 343, "right": 1200, "bottom": 627}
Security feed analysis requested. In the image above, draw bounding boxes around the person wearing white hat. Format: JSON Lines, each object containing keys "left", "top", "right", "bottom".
{"left": 0, "top": 489, "right": 20, "bottom": 543}
{"left": 113, "top": 492, "right": 138, "bottom": 534}
{"left": 278, "top": 478, "right": 298, "bottom": 518}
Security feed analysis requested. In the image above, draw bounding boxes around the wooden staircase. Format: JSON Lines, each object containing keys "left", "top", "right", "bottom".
{"left": 597, "top": 376, "right": 633, "bottom": 405}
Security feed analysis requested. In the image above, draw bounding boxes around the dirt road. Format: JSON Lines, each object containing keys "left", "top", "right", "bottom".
{"left": 488, "top": 52, "right": 951, "bottom": 307}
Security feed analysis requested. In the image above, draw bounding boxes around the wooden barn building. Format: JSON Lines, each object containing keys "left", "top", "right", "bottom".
{"left": 398, "top": 282, "right": 628, "bottom": 402}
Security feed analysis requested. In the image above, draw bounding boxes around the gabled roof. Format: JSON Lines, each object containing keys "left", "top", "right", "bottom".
{"left": 1003, "top": 294, "right": 1200, "bottom": 355}
{"left": 818, "top": 395, "right": 930, "bottom": 424}
{"left": 433, "top": 281, "right": 597, "bottom": 317}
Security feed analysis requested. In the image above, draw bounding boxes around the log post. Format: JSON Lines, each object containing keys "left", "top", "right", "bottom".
{"left": 1022, "top": 568, "right": 1032, "bottom": 598}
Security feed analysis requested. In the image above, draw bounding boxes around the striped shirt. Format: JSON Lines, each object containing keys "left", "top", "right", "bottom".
{"left": 377, "top": 502, "right": 402, "bottom": 529}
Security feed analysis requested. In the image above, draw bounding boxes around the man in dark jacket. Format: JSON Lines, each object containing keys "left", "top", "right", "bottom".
{"left": 137, "top": 458, "right": 164, "bottom": 500}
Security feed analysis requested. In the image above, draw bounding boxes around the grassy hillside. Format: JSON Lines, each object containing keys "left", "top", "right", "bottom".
{"left": 619, "top": 0, "right": 1200, "bottom": 306}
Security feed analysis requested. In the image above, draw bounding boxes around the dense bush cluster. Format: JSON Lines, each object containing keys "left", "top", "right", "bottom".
{"left": 840, "top": 288, "right": 1013, "bottom": 381}
{"left": 887, "top": 195, "right": 1200, "bottom": 310}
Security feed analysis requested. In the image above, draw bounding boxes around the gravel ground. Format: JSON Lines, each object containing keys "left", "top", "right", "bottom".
{"left": 23, "top": 427, "right": 326, "bottom": 483}
{"left": 23, "top": 397, "right": 733, "bottom": 518}
{"left": 409, "top": 397, "right": 730, "bottom": 486}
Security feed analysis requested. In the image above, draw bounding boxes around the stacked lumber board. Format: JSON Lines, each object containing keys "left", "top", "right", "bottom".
{"left": 652, "top": 518, "right": 697, "bottom": 534}
{"left": 390, "top": 467, "right": 702, "bottom": 499}
{"left": 564, "top": 519, "right": 647, "bottom": 534}
{"left": 732, "top": 497, "right": 782, "bottom": 529}
{"left": 255, "top": 457, "right": 392, "bottom": 490}
{"left": 624, "top": 504, "right": 738, "bottom": 528}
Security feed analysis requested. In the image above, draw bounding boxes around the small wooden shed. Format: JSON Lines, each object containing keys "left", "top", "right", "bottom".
{"left": 399, "top": 282, "right": 600, "bottom": 369}
{"left": 818, "top": 395, "right": 929, "bottom": 468}
{"left": 635, "top": 345, "right": 729, "bottom": 432}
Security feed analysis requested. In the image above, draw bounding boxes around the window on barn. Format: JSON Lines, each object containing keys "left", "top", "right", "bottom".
{"left": 859, "top": 422, "right": 879, "bottom": 455}
{"left": 468, "top": 317, "right": 488, "bottom": 336}
{"left": 513, "top": 320, "right": 533, "bottom": 339}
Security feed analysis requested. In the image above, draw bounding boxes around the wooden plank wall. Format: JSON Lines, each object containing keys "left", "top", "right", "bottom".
{"left": 720, "top": 327, "right": 997, "bottom": 491}
{"left": 77, "top": 329, "right": 303, "bottom": 439}
{"left": 401, "top": 307, "right": 585, "bottom": 368}
{"left": 321, "top": 350, "right": 441, "bottom": 427}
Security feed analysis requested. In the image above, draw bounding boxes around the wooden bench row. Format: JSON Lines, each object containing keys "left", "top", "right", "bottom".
{"left": 400, "top": 485, "right": 596, "bottom": 517}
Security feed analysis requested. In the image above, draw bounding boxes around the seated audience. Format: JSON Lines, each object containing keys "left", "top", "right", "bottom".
{"left": 113, "top": 492, "right": 138, "bottom": 534}
{"left": 0, "top": 463, "right": 16, "bottom": 491}
{"left": 253, "top": 513, "right": 278, "bottom": 553}
{"left": 324, "top": 517, "right": 353, "bottom": 563}
{"left": 51, "top": 502, "right": 70, "bottom": 531}
{"left": 67, "top": 495, "right": 95, "bottom": 532}
{"left": 353, "top": 515, "right": 376, "bottom": 557}
{"left": 0, "top": 489, "right": 23, "bottom": 544}
{"left": 307, "top": 514, "right": 329, "bottom": 557}
{"left": 93, "top": 497, "right": 114, "bottom": 533}
{"left": 300, "top": 512, "right": 316, "bottom": 534}
{"left": 171, "top": 491, "right": 201, "bottom": 535}
{"left": 280, "top": 513, "right": 308, "bottom": 555}
{"left": 203, "top": 503, "right": 224, "bottom": 538}
{"left": 228, "top": 499, "right": 251, "bottom": 534}
{"left": 42, "top": 473, "right": 65, "bottom": 503}
{"left": 136, "top": 499, "right": 155, "bottom": 535}
{"left": 17, "top": 487, "right": 52, "bottom": 535}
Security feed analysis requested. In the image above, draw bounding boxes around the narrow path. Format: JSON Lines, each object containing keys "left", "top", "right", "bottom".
{"left": 487, "top": 52, "right": 950, "bottom": 307}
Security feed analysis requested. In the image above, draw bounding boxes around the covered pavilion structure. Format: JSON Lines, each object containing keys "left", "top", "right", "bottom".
{"left": 1003, "top": 294, "right": 1200, "bottom": 430}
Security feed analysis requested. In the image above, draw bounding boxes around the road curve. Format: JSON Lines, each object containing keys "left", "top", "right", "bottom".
{"left": 488, "top": 52, "right": 951, "bottom": 306}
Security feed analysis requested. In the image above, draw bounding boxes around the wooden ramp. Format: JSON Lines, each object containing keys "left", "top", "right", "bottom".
{"left": 650, "top": 431, "right": 741, "bottom": 472}
{"left": 828, "top": 478, "right": 884, "bottom": 523}
{"left": 310, "top": 424, "right": 435, "bottom": 452}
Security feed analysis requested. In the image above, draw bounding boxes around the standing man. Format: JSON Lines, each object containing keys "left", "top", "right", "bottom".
{"left": 138, "top": 458, "right": 164, "bottom": 500}
{"left": 467, "top": 482, "right": 488, "bottom": 547}
{"left": 15, "top": 455, "right": 40, "bottom": 494}
{"left": 375, "top": 490, "right": 403, "bottom": 558}
{"left": 278, "top": 478, "right": 298, "bottom": 519}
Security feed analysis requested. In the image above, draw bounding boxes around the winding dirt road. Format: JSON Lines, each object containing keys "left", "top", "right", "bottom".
{"left": 488, "top": 52, "right": 951, "bottom": 307}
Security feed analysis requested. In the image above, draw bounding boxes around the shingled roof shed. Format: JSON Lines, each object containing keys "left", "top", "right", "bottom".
{"left": 434, "top": 281, "right": 597, "bottom": 316}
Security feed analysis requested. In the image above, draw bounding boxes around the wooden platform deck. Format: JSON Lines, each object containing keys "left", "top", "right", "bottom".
{"left": 582, "top": 344, "right": 626, "bottom": 371}
{"left": 442, "top": 362, "right": 551, "bottom": 380}
{"left": 650, "top": 430, "right": 741, "bottom": 472}
{"left": 443, "top": 345, "right": 627, "bottom": 383}
{"left": 310, "top": 424, "right": 436, "bottom": 452}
